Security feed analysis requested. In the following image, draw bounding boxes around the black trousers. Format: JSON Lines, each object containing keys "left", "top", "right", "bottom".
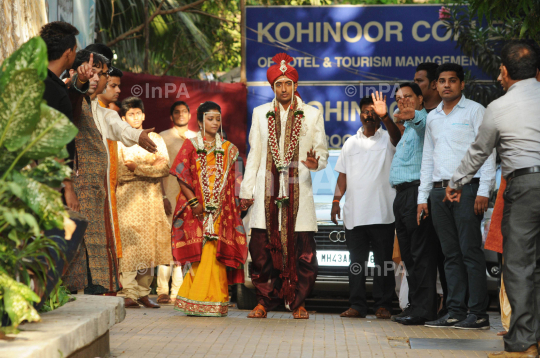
{"left": 430, "top": 183, "right": 489, "bottom": 320}
{"left": 501, "top": 174, "right": 540, "bottom": 352}
{"left": 393, "top": 185, "right": 438, "bottom": 320}
{"left": 345, "top": 223, "right": 395, "bottom": 315}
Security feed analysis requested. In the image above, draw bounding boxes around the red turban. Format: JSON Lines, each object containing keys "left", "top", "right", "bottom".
{"left": 267, "top": 53, "right": 299, "bottom": 85}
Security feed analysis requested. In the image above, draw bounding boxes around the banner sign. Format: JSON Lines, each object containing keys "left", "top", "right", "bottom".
{"left": 245, "top": 5, "right": 487, "bottom": 149}
{"left": 246, "top": 5, "right": 489, "bottom": 82}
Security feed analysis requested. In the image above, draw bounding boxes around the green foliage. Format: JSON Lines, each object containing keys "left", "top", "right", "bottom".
{"left": 0, "top": 36, "right": 78, "bottom": 332}
{"left": 0, "top": 37, "right": 48, "bottom": 92}
{"left": 443, "top": 0, "right": 540, "bottom": 80}
{"left": 465, "top": 0, "right": 540, "bottom": 42}
{"left": 0, "top": 270, "right": 41, "bottom": 333}
{"left": 39, "top": 281, "right": 75, "bottom": 313}
{"left": 98, "top": 0, "right": 442, "bottom": 78}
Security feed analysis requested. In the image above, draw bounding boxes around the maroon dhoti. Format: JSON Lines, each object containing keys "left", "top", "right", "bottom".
{"left": 249, "top": 229, "right": 318, "bottom": 311}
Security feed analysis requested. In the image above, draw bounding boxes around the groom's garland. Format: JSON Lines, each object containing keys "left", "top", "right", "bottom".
{"left": 195, "top": 131, "right": 225, "bottom": 242}
{"left": 266, "top": 96, "right": 304, "bottom": 207}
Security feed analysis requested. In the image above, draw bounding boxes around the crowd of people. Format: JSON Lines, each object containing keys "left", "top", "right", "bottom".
{"left": 39, "top": 19, "right": 539, "bottom": 358}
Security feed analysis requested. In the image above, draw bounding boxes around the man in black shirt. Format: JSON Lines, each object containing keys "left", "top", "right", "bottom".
{"left": 40, "top": 21, "right": 80, "bottom": 210}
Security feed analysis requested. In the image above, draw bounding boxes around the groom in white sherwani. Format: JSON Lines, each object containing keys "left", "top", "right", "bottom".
{"left": 240, "top": 53, "right": 328, "bottom": 319}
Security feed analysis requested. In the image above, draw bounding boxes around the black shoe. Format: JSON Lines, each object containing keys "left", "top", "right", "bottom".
{"left": 424, "top": 313, "right": 464, "bottom": 328}
{"left": 400, "top": 316, "right": 427, "bottom": 326}
{"left": 453, "top": 314, "right": 490, "bottom": 330}
{"left": 391, "top": 304, "right": 412, "bottom": 322}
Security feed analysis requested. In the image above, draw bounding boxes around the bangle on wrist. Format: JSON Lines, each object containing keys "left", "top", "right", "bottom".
{"left": 77, "top": 77, "right": 88, "bottom": 84}
{"left": 332, "top": 199, "right": 340, "bottom": 204}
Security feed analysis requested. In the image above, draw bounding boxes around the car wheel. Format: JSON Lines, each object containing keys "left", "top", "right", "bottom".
{"left": 236, "top": 284, "right": 257, "bottom": 310}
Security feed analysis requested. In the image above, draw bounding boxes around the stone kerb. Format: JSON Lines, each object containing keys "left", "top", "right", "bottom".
{"left": 0, "top": 295, "right": 125, "bottom": 358}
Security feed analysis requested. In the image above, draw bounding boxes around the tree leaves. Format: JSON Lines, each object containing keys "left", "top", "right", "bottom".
{"left": 22, "top": 158, "right": 72, "bottom": 188}
{"left": 22, "top": 103, "right": 78, "bottom": 161}
{"left": 10, "top": 171, "right": 66, "bottom": 230}
{"left": 0, "top": 37, "right": 48, "bottom": 93}
{"left": 0, "top": 70, "right": 44, "bottom": 151}
{"left": 0, "top": 271, "right": 41, "bottom": 332}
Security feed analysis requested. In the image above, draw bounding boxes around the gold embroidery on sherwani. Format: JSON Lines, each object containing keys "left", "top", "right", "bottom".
{"left": 264, "top": 99, "right": 300, "bottom": 271}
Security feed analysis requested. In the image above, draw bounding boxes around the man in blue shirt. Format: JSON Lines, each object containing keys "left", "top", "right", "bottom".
{"left": 389, "top": 83, "right": 438, "bottom": 325}
{"left": 418, "top": 63, "right": 496, "bottom": 330}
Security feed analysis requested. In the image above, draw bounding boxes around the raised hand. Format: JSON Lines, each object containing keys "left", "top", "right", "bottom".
{"left": 371, "top": 91, "right": 388, "bottom": 118}
{"left": 77, "top": 52, "right": 94, "bottom": 84}
{"left": 301, "top": 148, "right": 320, "bottom": 170}
{"left": 394, "top": 99, "right": 416, "bottom": 121}
{"left": 139, "top": 128, "right": 158, "bottom": 153}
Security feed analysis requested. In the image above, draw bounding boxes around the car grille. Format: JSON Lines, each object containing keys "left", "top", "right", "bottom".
{"left": 314, "top": 224, "right": 348, "bottom": 250}
{"left": 315, "top": 224, "right": 349, "bottom": 277}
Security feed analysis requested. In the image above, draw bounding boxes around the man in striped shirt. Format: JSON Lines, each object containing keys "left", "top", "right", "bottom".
{"left": 389, "top": 83, "right": 438, "bottom": 325}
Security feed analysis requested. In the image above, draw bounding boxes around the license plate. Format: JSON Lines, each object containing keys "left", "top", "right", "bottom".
{"left": 317, "top": 250, "right": 374, "bottom": 267}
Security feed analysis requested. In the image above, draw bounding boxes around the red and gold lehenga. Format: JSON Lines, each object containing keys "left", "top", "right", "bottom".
{"left": 170, "top": 136, "right": 247, "bottom": 317}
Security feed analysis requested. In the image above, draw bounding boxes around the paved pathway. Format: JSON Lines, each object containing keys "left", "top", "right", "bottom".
{"left": 110, "top": 297, "right": 504, "bottom": 358}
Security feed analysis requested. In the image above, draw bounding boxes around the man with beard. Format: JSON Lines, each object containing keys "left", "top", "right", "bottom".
{"left": 331, "top": 94, "right": 401, "bottom": 319}
{"left": 63, "top": 50, "right": 157, "bottom": 295}
{"left": 240, "top": 53, "right": 328, "bottom": 319}
{"left": 156, "top": 101, "right": 196, "bottom": 304}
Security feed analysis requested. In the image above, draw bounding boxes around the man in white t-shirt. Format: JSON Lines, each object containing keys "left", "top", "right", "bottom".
{"left": 331, "top": 93, "right": 401, "bottom": 319}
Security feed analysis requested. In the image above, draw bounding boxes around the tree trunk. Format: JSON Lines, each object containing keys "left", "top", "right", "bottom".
{"left": 240, "top": 0, "right": 246, "bottom": 84}
{"left": 143, "top": 0, "right": 150, "bottom": 73}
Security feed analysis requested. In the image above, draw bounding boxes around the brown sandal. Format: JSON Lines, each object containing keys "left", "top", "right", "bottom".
{"left": 340, "top": 308, "right": 363, "bottom": 318}
{"left": 157, "top": 294, "right": 172, "bottom": 304}
{"left": 247, "top": 304, "right": 267, "bottom": 318}
{"left": 293, "top": 306, "right": 309, "bottom": 319}
{"left": 375, "top": 307, "right": 391, "bottom": 319}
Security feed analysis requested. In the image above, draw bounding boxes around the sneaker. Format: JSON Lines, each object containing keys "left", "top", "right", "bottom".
{"left": 391, "top": 304, "right": 412, "bottom": 322}
{"left": 424, "top": 313, "right": 464, "bottom": 328}
{"left": 453, "top": 314, "right": 490, "bottom": 330}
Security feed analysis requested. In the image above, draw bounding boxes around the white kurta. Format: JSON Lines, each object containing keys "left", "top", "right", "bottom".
{"left": 90, "top": 98, "right": 142, "bottom": 244}
{"left": 240, "top": 97, "right": 329, "bottom": 232}
{"left": 334, "top": 127, "right": 396, "bottom": 230}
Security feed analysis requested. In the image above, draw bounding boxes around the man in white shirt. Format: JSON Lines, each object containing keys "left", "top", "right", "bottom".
{"left": 156, "top": 101, "right": 196, "bottom": 304}
{"left": 240, "top": 53, "right": 328, "bottom": 319}
{"left": 331, "top": 93, "right": 401, "bottom": 319}
{"left": 418, "top": 63, "right": 496, "bottom": 330}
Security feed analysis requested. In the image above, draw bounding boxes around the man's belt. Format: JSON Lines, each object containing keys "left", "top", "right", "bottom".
{"left": 433, "top": 178, "right": 480, "bottom": 188}
{"left": 507, "top": 166, "right": 540, "bottom": 181}
{"left": 394, "top": 180, "right": 420, "bottom": 193}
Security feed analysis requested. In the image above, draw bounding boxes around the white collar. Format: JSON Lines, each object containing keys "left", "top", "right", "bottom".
{"left": 357, "top": 126, "right": 382, "bottom": 139}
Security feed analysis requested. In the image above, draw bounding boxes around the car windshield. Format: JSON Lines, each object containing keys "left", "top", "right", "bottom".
{"left": 311, "top": 152, "right": 340, "bottom": 196}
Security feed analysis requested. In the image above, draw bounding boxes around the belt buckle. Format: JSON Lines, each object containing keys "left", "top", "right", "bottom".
{"left": 441, "top": 180, "right": 448, "bottom": 189}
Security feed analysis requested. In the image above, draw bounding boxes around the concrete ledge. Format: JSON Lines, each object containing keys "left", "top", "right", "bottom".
{"left": 0, "top": 295, "right": 125, "bottom": 358}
